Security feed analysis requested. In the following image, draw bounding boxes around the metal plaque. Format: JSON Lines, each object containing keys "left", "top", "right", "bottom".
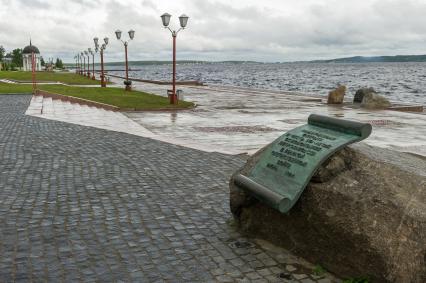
{"left": 234, "top": 114, "right": 372, "bottom": 213}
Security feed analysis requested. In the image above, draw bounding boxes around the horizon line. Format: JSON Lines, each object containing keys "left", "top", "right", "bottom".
{"left": 63, "top": 53, "right": 426, "bottom": 65}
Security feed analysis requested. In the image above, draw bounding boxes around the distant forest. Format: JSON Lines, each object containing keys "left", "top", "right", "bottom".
{"left": 106, "top": 55, "right": 426, "bottom": 64}
{"left": 308, "top": 55, "right": 426, "bottom": 63}
{"left": 64, "top": 55, "right": 426, "bottom": 66}
{"left": 104, "top": 60, "right": 204, "bottom": 66}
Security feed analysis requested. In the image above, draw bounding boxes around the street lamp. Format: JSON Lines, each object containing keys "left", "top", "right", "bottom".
{"left": 81, "top": 52, "right": 86, "bottom": 76}
{"left": 88, "top": 48, "right": 95, "bottom": 80}
{"left": 115, "top": 29, "right": 135, "bottom": 91}
{"left": 161, "top": 13, "right": 189, "bottom": 104}
{"left": 76, "top": 53, "right": 81, "bottom": 75}
{"left": 94, "top": 37, "right": 109, "bottom": 87}
{"left": 84, "top": 50, "right": 91, "bottom": 78}
{"left": 74, "top": 55, "right": 78, "bottom": 74}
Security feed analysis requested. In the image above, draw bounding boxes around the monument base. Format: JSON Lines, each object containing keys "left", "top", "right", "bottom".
{"left": 230, "top": 143, "right": 426, "bottom": 283}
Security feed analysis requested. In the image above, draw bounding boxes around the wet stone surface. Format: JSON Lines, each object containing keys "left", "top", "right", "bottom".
{"left": 0, "top": 95, "right": 339, "bottom": 282}
{"left": 122, "top": 79, "right": 426, "bottom": 156}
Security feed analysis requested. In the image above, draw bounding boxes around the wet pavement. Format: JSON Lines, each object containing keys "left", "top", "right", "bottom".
{"left": 13, "top": 78, "right": 426, "bottom": 281}
{"left": 119, "top": 78, "right": 426, "bottom": 156}
{"left": 1, "top": 94, "right": 340, "bottom": 282}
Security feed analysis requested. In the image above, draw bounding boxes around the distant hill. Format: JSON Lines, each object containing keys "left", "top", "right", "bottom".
{"left": 309, "top": 55, "right": 426, "bottom": 63}
{"left": 64, "top": 56, "right": 426, "bottom": 66}
{"left": 104, "top": 60, "right": 258, "bottom": 66}
{"left": 65, "top": 60, "right": 206, "bottom": 67}
{"left": 103, "top": 60, "right": 203, "bottom": 66}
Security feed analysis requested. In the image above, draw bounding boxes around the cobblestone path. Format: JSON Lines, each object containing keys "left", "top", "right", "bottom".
{"left": 0, "top": 95, "right": 337, "bottom": 282}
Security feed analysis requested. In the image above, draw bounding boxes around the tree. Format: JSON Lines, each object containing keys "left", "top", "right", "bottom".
{"left": 11, "top": 48, "right": 23, "bottom": 67}
{"left": 40, "top": 56, "right": 45, "bottom": 66}
{"left": 0, "top": 45, "right": 5, "bottom": 61}
{"left": 55, "top": 58, "right": 63, "bottom": 69}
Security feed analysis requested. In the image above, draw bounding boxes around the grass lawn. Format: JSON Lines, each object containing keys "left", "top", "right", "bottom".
{"left": 0, "top": 71, "right": 102, "bottom": 85}
{"left": 0, "top": 83, "right": 33, "bottom": 93}
{"left": 0, "top": 83, "right": 194, "bottom": 110}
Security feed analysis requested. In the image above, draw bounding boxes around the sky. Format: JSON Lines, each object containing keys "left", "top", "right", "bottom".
{"left": 0, "top": 0, "right": 426, "bottom": 63}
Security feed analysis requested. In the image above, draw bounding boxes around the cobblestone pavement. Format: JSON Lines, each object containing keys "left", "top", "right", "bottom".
{"left": 0, "top": 95, "right": 339, "bottom": 282}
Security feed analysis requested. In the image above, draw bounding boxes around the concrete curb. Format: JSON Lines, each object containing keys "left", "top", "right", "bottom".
{"left": 35, "top": 90, "right": 120, "bottom": 112}
{"left": 122, "top": 103, "right": 197, "bottom": 112}
{"left": 34, "top": 90, "right": 195, "bottom": 112}
{"left": 107, "top": 73, "right": 204, "bottom": 86}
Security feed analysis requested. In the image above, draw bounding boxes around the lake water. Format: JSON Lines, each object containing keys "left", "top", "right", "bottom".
{"left": 106, "top": 62, "right": 426, "bottom": 105}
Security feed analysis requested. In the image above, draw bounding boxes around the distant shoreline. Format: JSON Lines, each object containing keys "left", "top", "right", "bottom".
{"left": 64, "top": 55, "right": 426, "bottom": 65}
{"left": 307, "top": 54, "right": 426, "bottom": 63}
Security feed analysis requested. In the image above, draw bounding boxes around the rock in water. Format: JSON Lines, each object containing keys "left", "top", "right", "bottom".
{"left": 229, "top": 143, "right": 426, "bottom": 283}
{"left": 361, "top": 92, "right": 391, "bottom": 109}
{"left": 327, "top": 85, "right": 346, "bottom": 104}
{"left": 354, "top": 87, "right": 376, "bottom": 103}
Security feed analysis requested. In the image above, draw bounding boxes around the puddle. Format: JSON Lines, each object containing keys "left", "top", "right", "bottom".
{"left": 194, "top": 125, "right": 278, "bottom": 133}
{"left": 116, "top": 79, "right": 426, "bottom": 156}
{"left": 228, "top": 240, "right": 256, "bottom": 249}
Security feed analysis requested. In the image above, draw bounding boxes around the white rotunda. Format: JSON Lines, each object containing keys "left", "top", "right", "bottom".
{"left": 22, "top": 41, "right": 41, "bottom": 71}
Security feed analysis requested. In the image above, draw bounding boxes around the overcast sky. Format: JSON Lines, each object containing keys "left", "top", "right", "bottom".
{"left": 1, "top": 0, "right": 426, "bottom": 62}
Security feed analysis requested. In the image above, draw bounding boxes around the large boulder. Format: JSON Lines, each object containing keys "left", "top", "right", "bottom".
{"left": 327, "top": 85, "right": 346, "bottom": 104}
{"left": 361, "top": 92, "right": 391, "bottom": 109}
{"left": 354, "top": 87, "right": 376, "bottom": 103}
{"left": 230, "top": 143, "right": 426, "bottom": 283}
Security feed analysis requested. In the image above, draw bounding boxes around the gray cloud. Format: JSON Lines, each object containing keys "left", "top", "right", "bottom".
{"left": 14, "top": 0, "right": 51, "bottom": 9}
{"left": 0, "top": 0, "right": 425, "bottom": 62}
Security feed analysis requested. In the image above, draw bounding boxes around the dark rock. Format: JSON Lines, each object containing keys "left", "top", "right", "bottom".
{"left": 361, "top": 92, "right": 391, "bottom": 109}
{"left": 327, "top": 85, "right": 346, "bottom": 104}
{"left": 230, "top": 143, "right": 426, "bottom": 283}
{"left": 354, "top": 87, "right": 376, "bottom": 103}
{"left": 310, "top": 149, "right": 352, "bottom": 183}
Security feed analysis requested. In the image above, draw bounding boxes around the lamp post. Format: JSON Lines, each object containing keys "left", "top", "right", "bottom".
{"left": 89, "top": 48, "right": 95, "bottom": 80}
{"left": 74, "top": 55, "right": 78, "bottom": 74}
{"left": 94, "top": 37, "right": 109, "bottom": 87}
{"left": 31, "top": 52, "right": 37, "bottom": 94}
{"left": 74, "top": 55, "right": 77, "bottom": 73}
{"left": 76, "top": 54, "right": 81, "bottom": 74}
{"left": 84, "top": 50, "right": 91, "bottom": 78}
{"left": 115, "top": 29, "right": 135, "bottom": 91}
{"left": 81, "top": 52, "right": 86, "bottom": 76}
{"left": 161, "top": 13, "right": 189, "bottom": 104}
{"left": 79, "top": 54, "right": 82, "bottom": 75}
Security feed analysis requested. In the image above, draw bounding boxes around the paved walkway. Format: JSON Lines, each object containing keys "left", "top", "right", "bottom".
{"left": 0, "top": 95, "right": 338, "bottom": 282}
{"left": 117, "top": 78, "right": 426, "bottom": 156}
{"left": 25, "top": 96, "right": 234, "bottom": 155}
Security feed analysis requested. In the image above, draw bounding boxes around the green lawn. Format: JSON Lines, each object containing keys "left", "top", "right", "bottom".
{"left": 0, "top": 83, "right": 194, "bottom": 110}
{"left": 0, "top": 71, "right": 102, "bottom": 85}
{"left": 0, "top": 83, "right": 33, "bottom": 94}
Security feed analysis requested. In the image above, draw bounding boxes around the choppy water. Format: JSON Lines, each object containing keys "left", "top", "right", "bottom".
{"left": 107, "top": 62, "right": 426, "bottom": 104}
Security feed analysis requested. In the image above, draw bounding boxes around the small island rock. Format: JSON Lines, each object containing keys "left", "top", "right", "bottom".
{"left": 327, "top": 85, "right": 346, "bottom": 104}
{"left": 354, "top": 87, "right": 376, "bottom": 103}
{"left": 361, "top": 92, "right": 391, "bottom": 109}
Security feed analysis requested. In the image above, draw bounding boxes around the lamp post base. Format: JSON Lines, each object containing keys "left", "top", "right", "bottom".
{"left": 169, "top": 94, "right": 178, "bottom": 105}
{"left": 100, "top": 74, "right": 106, "bottom": 87}
{"left": 124, "top": 80, "right": 132, "bottom": 91}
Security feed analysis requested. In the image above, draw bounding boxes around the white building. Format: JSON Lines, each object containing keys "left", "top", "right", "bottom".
{"left": 22, "top": 41, "right": 41, "bottom": 71}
